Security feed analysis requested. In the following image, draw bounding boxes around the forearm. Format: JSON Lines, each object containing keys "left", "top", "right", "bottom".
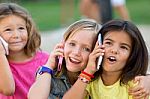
{"left": 28, "top": 73, "right": 51, "bottom": 99}
{"left": 63, "top": 78, "right": 88, "bottom": 99}
{"left": 0, "top": 54, "right": 15, "bottom": 95}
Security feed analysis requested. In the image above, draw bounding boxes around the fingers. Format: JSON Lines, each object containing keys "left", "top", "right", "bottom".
{"left": 52, "top": 42, "right": 64, "bottom": 57}
{"left": 144, "top": 94, "right": 149, "bottom": 99}
{"left": 85, "top": 41, "right": 105, "bottom": 73}
{"left": 133, "top": 76, "right": 141, "bottom": 83}
{"left": 89, "top": 43, "right": 105, "bottom": 62}
{"left": 130, "top": 88, "right": 148, "bottom": 99}
{"left": 46, "top": 42, "right": 64, "bottom": 69}
{"left": 129, "top": 76, "right": 150, "bottom": 99}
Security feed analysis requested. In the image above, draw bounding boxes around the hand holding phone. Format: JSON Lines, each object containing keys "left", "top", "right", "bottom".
{"left": 97, "top": 34, "right": 103, "bottom": 70}
{"left": 0, "top": 36, "right": 9, "bottom": 55}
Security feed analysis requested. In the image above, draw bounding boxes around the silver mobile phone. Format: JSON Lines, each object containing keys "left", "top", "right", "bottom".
{"left": 97, "top": 34, "right": 103, "bottom": 70}
{"left": 0, "top": 36, "right": 9, "bottom": 55}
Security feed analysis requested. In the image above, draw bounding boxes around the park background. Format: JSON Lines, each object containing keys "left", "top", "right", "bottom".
{"left": 0, "top": 0, "right": 150, "bottom": 69}
{"left": 0, "top": 0, "right": 149, "bottom": 31}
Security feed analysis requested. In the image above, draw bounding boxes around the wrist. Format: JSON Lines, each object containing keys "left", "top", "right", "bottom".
{"left": 81, "top": 71, "right": 94, "bottom": 78}
{"left": 83, "top": 68, "right": 95, "bottom": 75}
{"left": 36, "top": 66, "right": 54, "bottom": 76}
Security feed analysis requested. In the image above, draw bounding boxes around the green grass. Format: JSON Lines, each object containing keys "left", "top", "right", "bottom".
{"left": 20, "top": 1, "right": 62, "bottom": 31}
{"left": 19, "top": 0, "right": 150, "bottom": 31}
{"left": 126, "top": 0, "right": 150, "bottom": 24}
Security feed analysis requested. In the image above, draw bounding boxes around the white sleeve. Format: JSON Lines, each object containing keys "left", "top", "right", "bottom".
{"left": 111, "top": 0, "right": 126, "bottom": 7}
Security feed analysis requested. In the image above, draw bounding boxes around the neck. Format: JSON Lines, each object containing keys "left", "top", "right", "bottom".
{"left": 67, "top": 71, "right": 80, "bottom": 85}
{"left": 8, "top": 50, "right": 33, "bottom": 63}
{"left": 101, "top": 70, "right": 122, "bottom": 86}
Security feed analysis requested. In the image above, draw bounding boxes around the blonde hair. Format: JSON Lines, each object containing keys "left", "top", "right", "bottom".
{"left": 0, "top": 3, "right": 41, "bottom": 56}
{"left": 56, "top": 19, "right": 101, "bottom": 76}
{"left": 64, "top": 19, "right": 101, "bottom": 41}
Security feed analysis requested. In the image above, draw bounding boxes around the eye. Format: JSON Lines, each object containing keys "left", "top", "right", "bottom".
{"left": 121, "top": 46, "right": 128, "bottom": 50}
{"left": 69, "top": 42, "right": 75, "bottom": 46}
{"left": 18, "top": 26, "right": 26, "bottom": 30}
{"left": 5, "top": 28, "right": 11, "bottom": 32}
{"left": 104, "top": 41, "right": 112, "bottom": 47}
{"left": 82, "top": 47, "right": 91, "bottom": 52}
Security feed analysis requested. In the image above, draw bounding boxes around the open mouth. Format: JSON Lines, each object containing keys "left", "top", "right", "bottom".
{"left": 69, "top": 57, "right": 81, "bottom": 64}
{"left": 107, "top": 56, "right": 117, "bottom": 63}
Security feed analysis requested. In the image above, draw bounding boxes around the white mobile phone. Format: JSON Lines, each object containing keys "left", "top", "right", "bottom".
{"left": 97, "top": 34, "right": 103, "bottom": 70}
{"left": 0, "top": 36, "right": 9, "bottom": 55}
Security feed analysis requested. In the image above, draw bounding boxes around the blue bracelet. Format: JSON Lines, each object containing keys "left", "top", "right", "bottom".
{"left": 37, "top": 66, "right": 54, "bottom": 75}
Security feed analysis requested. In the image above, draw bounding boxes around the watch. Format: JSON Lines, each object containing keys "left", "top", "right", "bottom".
{"left": 37, "top": 66, "right": 54, "bottom": 75}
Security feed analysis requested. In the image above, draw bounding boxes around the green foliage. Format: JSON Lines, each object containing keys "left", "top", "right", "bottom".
{"left": 17, "top": 0, "right": 150, "bottom": 31}
{"left": 126, "top": 0, "right": 150, "bottom": 24}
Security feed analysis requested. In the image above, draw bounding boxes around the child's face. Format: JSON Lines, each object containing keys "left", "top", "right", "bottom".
{"left": 0, "top": 15, "right": 28, "bottom": 53}
{"left": 102, "top": 31, "right": 132, "bottom": 74}
{"left": 64, "top": 29, "right": 96, "bottom": 72}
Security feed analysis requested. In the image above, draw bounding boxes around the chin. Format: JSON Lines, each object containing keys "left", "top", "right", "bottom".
{"left": 67, "top": 67, "right": 80, "bottom": 73}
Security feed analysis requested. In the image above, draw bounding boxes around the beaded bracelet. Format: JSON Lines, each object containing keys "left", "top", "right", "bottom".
{"left": 78, "top": 76, "right": 90, "bottom": 84}
{"left": 79, "top": 73, "right": 91, "bottom": 81}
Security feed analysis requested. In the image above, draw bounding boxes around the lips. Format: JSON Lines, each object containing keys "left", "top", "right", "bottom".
{"left": 69, "top": 57, "right": 81, "bottom": 64}
{"left": 107, "top": 56, "right": 117, "bottom": 63}
{"left": 9, "top": 41, "right": 22, "bottom": 45}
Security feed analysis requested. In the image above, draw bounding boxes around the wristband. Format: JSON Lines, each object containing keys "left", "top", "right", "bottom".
{"left": 81, "top": 71, "right": 94, "bottom": 78}
{"left": 36, "top": 66, "right": 54, "bottom": 75}
{"left": 78, "top": 76, "right": 90, "bottom": 84}
{"left": 79, "top": 73, "right": 91, "bottom": 81}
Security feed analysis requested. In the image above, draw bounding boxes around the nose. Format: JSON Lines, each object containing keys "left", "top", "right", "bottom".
{"left": 72, "top": 47, "right": 81, "bottom": 56}
{"left": 110, "top": 47, "right": 119, "bottom": 54}
{"left": 11, "top": 30, "right": 20, "bottom": 39}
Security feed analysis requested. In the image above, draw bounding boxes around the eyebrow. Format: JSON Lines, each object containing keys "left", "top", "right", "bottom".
{"left": 104, "top": 38, "right": 131, "bottom": 49}
{"left": 69, "top": 39, "right": 92, "bottom": 48}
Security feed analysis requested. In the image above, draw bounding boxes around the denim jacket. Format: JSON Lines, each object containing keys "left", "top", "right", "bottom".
{"left": 48, "top": 74, "right": 72, "bottom": 99}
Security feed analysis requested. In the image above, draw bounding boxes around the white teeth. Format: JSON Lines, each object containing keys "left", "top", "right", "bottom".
{"left": 110, "top": 57, "right": 115, "bottom": 60}
{"left": 70, "top": 57, "right": 80, "bottom": 63}
{"left": 108, "top": 56, "right": 116, "bottom": 62}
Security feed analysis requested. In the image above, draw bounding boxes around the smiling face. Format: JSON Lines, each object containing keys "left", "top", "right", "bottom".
{"left": 64, "top": 29, "right": 96, "bottom": 72}
{"left": 102, "top": 31, "right": 132, "bottom": 74}
{"left": 0, "top": 15, "right": 28, "bottom": 54}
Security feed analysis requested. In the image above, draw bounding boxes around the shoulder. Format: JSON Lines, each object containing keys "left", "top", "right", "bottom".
{"left": 86, "top": 78, "right": 99, "bottom": 91}
{"left": 32, "top": 50, "right": 49, "bottom": 66}
{"left": 50, "top": 74, "right": 71, "bottom": 98}
{"left": 36, "top": 50, "right": 49, "bottom": 57}
{"left": 34, "top": 50, "right": 49, "bottom": 60}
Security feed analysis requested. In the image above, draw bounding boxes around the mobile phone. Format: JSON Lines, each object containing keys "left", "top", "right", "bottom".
{"left": 97, "top": 33, "right": 103, "bottom": 70}
{"left": 57, "top": 40, "right": 64, "bottom": 71}
{"left": 0, "top": 36, "right": 9, "bottom": 55}
{"left": 57, "top": 56, "right": 63, "bottom": 71}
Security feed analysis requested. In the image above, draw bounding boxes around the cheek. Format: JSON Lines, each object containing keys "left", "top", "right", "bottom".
{"left": 120, "top": 53, "right": 129, "bottom": 62}
{"left": 1, "top": 34, "right": 11, "bottom": 42}
{"left": 21, "top": 33, "right": 28, "bottom": 45}
{"left": 63, "top": 45, "right": 71, "bottom": 58}
{"left": 121, "top": 50, "right": 130, "bottom": 60}
{"left": 82, "top": 53, "right": 90, "bottom": 65}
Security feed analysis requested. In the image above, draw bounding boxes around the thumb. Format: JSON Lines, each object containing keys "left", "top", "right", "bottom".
{"left": 133, "top": 76, "right": 141, "bottom": 83}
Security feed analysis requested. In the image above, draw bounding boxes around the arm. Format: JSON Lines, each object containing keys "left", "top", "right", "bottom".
{"left": 129, "top": 75, "right": 150, "bottom": 99}
{"left": 28, "top": 67, "right": 52, "bottom": 99}
{"left": 28, "top": 42, "right": 64, "bottom": 99}
{"left": 0, "top": 42, "right": 15, "bottom": 95}
{"left": 63, "top": 42, "right": 105, "bottom": 99}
